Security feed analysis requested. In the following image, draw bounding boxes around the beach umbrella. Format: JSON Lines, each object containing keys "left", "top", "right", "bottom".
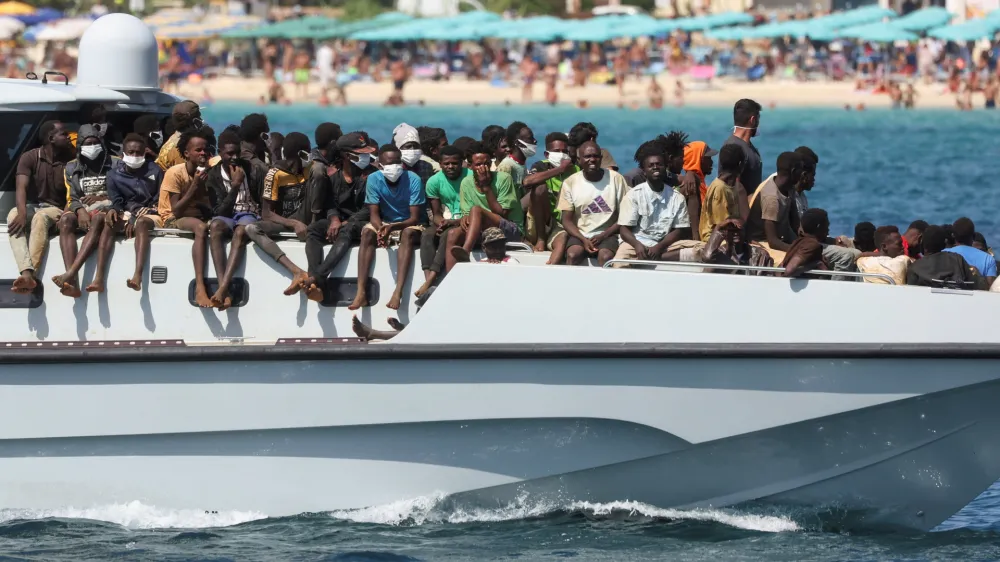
{"left": 490, "top": 16, "right": 569, "bottom": 41}
{"left": 28, "top": 17, "right": 94, "bottom": 41}
{"left": 0, "top": 15, "right": 23, "bottom": 31}
{"left": 891, "top": 7, "right": 951, "bottom": 31}
{"left": 839, "top": 22, "right": 917, "bottom": 42}
{"left": 0, "top": 1, "right": 32, "bottom": 15}
{"left": 15, "top": 7, "right": 61, "bottom": 25}
{"left": 617, "top": 16, "right": 686, "bottom": 38}
{"left": 928, "top": 19, "right": 999, "bottom": 41}
{"left": 562, "top": 16, "right": 623, "bottom": 42}
{"left": 705, "top": 25, "right": 754, "bottom": 41}
{"left": 677, "top": 11, "right": 753, "bottom": 31}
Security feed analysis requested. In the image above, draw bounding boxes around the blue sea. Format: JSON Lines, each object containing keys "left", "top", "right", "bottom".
{"left": 3, "top": 104, "right": 997, "bottom": 560}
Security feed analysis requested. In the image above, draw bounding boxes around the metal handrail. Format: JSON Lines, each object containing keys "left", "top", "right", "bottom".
{"left": 506, "top": 242, "right": 534, "bottom": 253}
{"left": 601, "top": 258, "right": 897, "bottom": 285}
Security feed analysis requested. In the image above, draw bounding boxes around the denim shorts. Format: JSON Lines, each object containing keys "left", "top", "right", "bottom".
{"left": 211, "top": 213, "right": 259, "bottom": 230}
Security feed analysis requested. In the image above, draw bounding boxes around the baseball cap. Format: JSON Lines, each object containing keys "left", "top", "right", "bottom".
{"left": 172, "top": 100, "right": 200, "bottom": 118}
{"left": 704, "top": 145, "right": 719, "bottom": 158}
{"left": 336, "top": 132, "right": 376, "bottom": 154}
{"left": 482, "top": 227, "right": 506, "bottom": 245}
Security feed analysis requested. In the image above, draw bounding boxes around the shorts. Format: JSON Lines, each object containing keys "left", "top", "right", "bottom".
{"left": 362, "top": 222, "right": 425, "bottom": 246}
{"left": 524, "top": 212, "right": 567, "bottom": 250}
{"left": 294, "top": 69, "right": 309, "bottom": 84}
{"left": 497, "top": 219, "right": 523, "bottom": 243}
{"left": 393, "top": 79, "right": 405, "bottom": 91}
{"left": 64, "top": 199, "right": 114, "bottom": 219}
{"left": 137, "top": 214, "right": 167, "bottom": 228}
{"left": 567, "top": 234, "right": 618, "bottom": 253}
{"left": 211, "top": 213, "right": 260, "bottom": 230}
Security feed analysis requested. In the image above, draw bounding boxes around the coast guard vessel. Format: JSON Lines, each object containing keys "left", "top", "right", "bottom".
{"left": 0, "top": 13, "right": 999, "bottom": 532}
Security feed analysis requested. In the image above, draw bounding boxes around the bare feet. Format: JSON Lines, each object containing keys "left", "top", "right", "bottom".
{"left": 450, "top": 246, "right": 471, "bottom": 263}
{"left": 533, "top": 240, "right": 546, "bottom": 253}
{"left": 305, "top": 283, "right": 324, "bottom": 302}
{"left": 386, "top": 293, "right": 401, "bottom": 310}
{"left": 283, "top": 271, "right": 309, "bottom": 296}
{"left": 347, "top": 289, "right": 367, "bottom": 310}
{"left": 414, "top": 274, "right": 436, "bottom": 298}
{"left": 11, "top": 273, "right": 36, "bottom": 294}
{"left": 210, "top": 287, "right": 231, "bottom": 310}
{"left": 85, "top": 280, "right": 105, "bottom": 293}
{"left": 351, "top": 314, "right": 374, "bottom": 340}
{"left": 387, "top": 317, "right": 406, "bottom": 331}
{"left": 194, "top": 285, "right": 213, "bottom": 308}
{"left": 126, "top": 276, "right": 141, "bottom": 291}
{"left": 51, "top": 274, "right": 81, "bottom": 298}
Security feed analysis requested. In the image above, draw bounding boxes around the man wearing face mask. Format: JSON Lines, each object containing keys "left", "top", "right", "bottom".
{"left": 303, "top": 132, "right": 378, "bottom": 302}
{"left": 75, "top": 103, "right": 123, "bottom": 157}
{"left": 133, "top": 114, "right": 165, "bottom": 163}
{"left": 51, "top": 124, "right": 118, "bottom": 297}
{"left": 392, "top": 122, "right": 435, "bottom": 188}
{"left": 155, "top": 100, "right": 204, "bottom": 171}
{"left": 721, "top": 98, "right": 762, "bottom": 221}
{"left": 523, "top": 132, "right": 577, "bottom": 263}
{"left": 245, "top": 132, "right": 314, "bottom": 296}
{"left": 106, "top": 133, "right": 165, "bottom": 292}
{"left": 497, "top": 121, "right": 537, "bottom": 199}
{"left": 238, "top": 113, "right": 272, "bottom": 173}
{"left": 416, "top": 126, "right": 447, "bottom": 173}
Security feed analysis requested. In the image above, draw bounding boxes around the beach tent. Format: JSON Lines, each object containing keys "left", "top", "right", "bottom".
{"left": 891, "top": 7, "right": 951, "bottom": 31}
{"left": 928, "top": 19, "right": 1000, "bottom": 41}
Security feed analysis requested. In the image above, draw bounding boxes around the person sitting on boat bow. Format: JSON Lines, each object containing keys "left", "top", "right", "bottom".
{"left": 446, "top": 142, "right": 524, "bottom": 272}
{"left": 155, "top": 101, "right": 204, "bottom": 171}
{"left": 393, "top": 123, "right": 435, "bottom": 188}
{"left": 523, "top": 132, "right": 577, "bottom": 264}
{"left": 944, "top": 217, "right": 997, "bottom": 287}
{"left": 745, "top": 152, "right": 804, "bottom": 264}
{"left": 559, "top": 141, "right": 628, "bottom": 266}
{"left": 105, "top": 134, "right": 165, "bottom": 291}
{"left": 417, "top": 126, "right": 447, "bottom": 173}
{"left": 7, "top": 120, "right": 74, "bottom": 294}
{"left": 415, "top": 145, "right": 469, "bottom": 298}
{"left": 245, "top": 132, "right": 315, "bottom": 297}
{"left": 349, "top": 144, "right": 427, "bottom": 311}
{"left": 699, "top": 218, "right": 773, "bottom": 274}
{"left": 51, "top": 124, "right": 118, "bottom": 297}
{"left": 907, "top": 224, "right": 989, "bottom": 289}
{"left": 780, "top": 208, "right": 830, "bottom": 278}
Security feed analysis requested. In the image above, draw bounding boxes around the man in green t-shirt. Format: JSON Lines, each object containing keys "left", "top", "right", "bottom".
{"left": 416, "top": 145, "right": 468, "bottom": 297}
{"left": 523, "top": 132, "right": 578, "bottom": 264}
{"left": 445, "top": 141, "right": 524, "bottom": 272}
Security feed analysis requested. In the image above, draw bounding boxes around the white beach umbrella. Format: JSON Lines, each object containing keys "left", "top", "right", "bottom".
{"left": 33, "top": 17, "right": 93, "bottom": 41}
{"left": 0, "top": 15, "right": 24, "bottom": 33}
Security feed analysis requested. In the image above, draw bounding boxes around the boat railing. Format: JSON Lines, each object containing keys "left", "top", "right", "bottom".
{"left": 601, "top": 259, "right": 897, "bottom": 285}
{"left": 505, "top": 242, "right": 534, "bottom": 253}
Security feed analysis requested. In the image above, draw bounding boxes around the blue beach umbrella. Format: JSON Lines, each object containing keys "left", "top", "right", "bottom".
{"left": 928, "top": 19, "right": 999, "bottom": 41}
{"left": 839, "top": 22, "right": 917, "bottom": 43}
{"left": 891, "top": 7, "right": 952, "bottom": 31}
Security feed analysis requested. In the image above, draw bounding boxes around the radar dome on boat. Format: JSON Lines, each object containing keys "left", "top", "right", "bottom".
{"left": 76, "top": 14, "right": 159, "bottom": 91}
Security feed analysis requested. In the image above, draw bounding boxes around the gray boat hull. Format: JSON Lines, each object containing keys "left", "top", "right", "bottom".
{"left": 0, "top": 351, "right": 998, "bottom": 531}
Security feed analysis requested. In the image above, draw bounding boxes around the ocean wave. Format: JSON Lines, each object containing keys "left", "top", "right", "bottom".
{"left": 0, "top": 501, "right": 267, "bottom": 530}
{"left": 327, "top": 494, "right": 800, "bottom": 533}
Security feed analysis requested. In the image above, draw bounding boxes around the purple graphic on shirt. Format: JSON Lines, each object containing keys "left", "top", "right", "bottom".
{"left": 582, "top": 196, "right": 612, "bottom": 215}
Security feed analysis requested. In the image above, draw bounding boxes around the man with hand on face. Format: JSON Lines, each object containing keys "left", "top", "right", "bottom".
{"left": 558, "top": 141, "right": 629, "bottom": 266}
{"left": 8, "top": 121, "right": 74, "bottom": 294}
{"left": 524, "top": 132, "right": 578, "bottom": 264}
{"left": 349, "top": 144, "right": 426, "bottom": 311}
{"left": 415, "top": 145, "right": 469, "bottom": 298}
{"left": 303, "top": 132, "right": 378, "bottom": 302}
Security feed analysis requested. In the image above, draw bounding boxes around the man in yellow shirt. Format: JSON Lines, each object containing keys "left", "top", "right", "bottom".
{"left": 699, "top": 144, "right": 745, "bottom": 242}
{"left": 155, "top": 100, "right": 204, "bottom": 171}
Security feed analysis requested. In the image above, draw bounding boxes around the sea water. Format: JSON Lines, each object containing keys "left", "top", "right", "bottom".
{"left": 2, "top": 104, "right": 996, "bottom": 560}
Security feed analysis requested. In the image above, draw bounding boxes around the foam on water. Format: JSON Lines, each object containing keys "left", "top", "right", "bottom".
{"left": 0, "top": 500, "right": 267, "bottom": 529}
{"left": 327, "top": 494, "right": 800, "bottom": 533}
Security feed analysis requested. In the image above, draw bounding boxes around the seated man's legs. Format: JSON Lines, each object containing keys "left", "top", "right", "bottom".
{"left": 209, "top": 217, "right": 237, "bottom": 280}
{"left": 348, "top": 223, "right": 379, "bottom": 310}
{"left": 443, "top": 224, "right": 468, "bottom": 273}
{"left": 546, "top": 223, "right": 568, "bottom": 265}
{"left": 564, "top": 235, "right": 619, "bottom": 266}
{"left": 245, "top": 220, "right": 309, "bottom": 295}
{"left": 388, "top": 225, "right": 423, "bottom": 310}
{"left": 7, "top": 204, "right": 37, "bottom": 292}
{"left": 175, "top": 217, "right": 211, "bottom": 307}
{"left": 53, "top": 209, "right": 110, "bottom": 297}
{"left": 416, "top": 225, "right": 447, "bottom": 297}
{"left": 127, "top": 215, "right": 162, "bottom": 291}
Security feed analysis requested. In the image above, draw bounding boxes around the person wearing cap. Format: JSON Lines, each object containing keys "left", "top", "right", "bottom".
{"left": 348, "top": 144, "right": 426, "bottom": 312}
{"left": 245, "top": 132, "right": 315, "bottom": 298}
{"left": 303, "top": 131, "right": 378, "bottom": 302}
{"left": 392, "top": 123, "right": 435, "bottom": 187}
{"left": 72, "top": 103, "right": 123, "bottom": 157}
{"left": 50, "top": 124, "right": 119, "bottom": 297}
{"left": 155, "top": 100, "right": 204, "bottom": 171}
{"left": 205, "top": 128, "right": 264, "bottom": 310}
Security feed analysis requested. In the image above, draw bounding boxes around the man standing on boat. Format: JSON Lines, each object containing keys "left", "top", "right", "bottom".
{"left": 8, "top": 121, "right": 73, "bottom": 294}
{"left": 245, "top": 132, "right": 315, "bottom": 297}
{"left": 721, "top": 98, "right": 762, "bottom": 220}
{"left": 348, "top": 144, "right": 426, "bottom": 311}
{"left": 51, "top": 124, "right": 118, "bottom": 297}
{"left": 558, "top": 141, "right": 628, "bottom": 266}
{"left": 303, "top": 132, "right": 378, "bottom": 302}
{"left": 105, "top": 134, "right": 164, "bottom": 292}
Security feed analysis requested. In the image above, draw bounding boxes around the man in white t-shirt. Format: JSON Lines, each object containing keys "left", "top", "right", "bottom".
{"left": 616, "top": 147, "right": 690, "bottom": 262}
{"left": 557, "top": 141, "right": 629, "bottom": 266}
{"left": 316, "top": 43, "right": 334, "bottom": 90}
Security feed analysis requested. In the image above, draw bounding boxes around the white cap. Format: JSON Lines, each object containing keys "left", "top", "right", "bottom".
{"left": 77, "top": 14, "right": 159, "bottom": 91}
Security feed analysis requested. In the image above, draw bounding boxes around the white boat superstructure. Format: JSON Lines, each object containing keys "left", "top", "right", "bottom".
{"left": 1, "top": 13, "right": 1000, "bottom": 533}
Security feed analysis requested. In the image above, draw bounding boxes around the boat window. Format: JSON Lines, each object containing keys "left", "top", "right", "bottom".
{"left": 0, "top": 112, "right": 46, "bottom": 193}
{"left": 187, "top": 278, "right": 251, "bottom": 308}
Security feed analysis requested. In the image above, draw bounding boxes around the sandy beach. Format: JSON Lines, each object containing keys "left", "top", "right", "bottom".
{"left": 188, "top": 75, "right": 970, "bottom": 109}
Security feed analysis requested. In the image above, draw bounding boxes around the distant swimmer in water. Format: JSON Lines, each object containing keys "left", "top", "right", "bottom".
{"left": 543, "top": 62, "right": 558, "bottom": 106}
{"left": 648, "top": 76, "right": 664, "bottom": 109}
{"left": 985, "top": 77, "right": 998, "bottom": 109}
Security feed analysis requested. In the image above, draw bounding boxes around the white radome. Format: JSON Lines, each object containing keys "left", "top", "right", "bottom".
{"left": 76, "top": 13, "right": 159, "bottom": 90}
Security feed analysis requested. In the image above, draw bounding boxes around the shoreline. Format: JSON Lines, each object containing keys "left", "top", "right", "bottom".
{"left": 183, "top": 75, "right": 977, "bottom": 110}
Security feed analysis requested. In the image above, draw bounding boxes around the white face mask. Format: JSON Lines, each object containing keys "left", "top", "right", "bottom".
{"left": 547, "top": 151, "right": 569, "bottom": 166}
{"left": 299, "top": 150, "right": 311, "bottom": 169}
{"left": 94, "top": 123, "right": 109, "bottom": 137}
{"left": 733, "top": 124, "right": 759, "bottom": 138}
{"left": 80, "top": 144, "right": 103, "bottom": 160}
{"left": 122, "top": 154, "right": 145, "bottom": 169}
{"left": 382, "top": 164, "right": 404, "bottom": 183}
{"left": 351, "top": 153, "right": 372, "bottom": 169}
{"left": 518, "top": 140, "right": 538, "bottom": 158}
{"left": 149, "top": 131, "right": 164, "bottom": 148}
{"left": 400, "top": 149, "right": 422, "bottom": 167}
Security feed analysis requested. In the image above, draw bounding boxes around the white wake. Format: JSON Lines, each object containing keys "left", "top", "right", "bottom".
{"left": 0, "top": 500, "right": 266, "bottom": 529}
{"left": 328, "top": 493, "right": 800, "bottom": 533}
